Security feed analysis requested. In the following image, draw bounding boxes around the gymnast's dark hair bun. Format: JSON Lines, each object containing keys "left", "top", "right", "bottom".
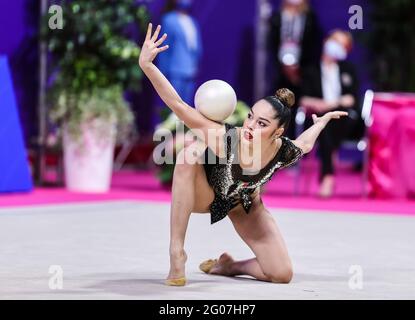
{"left": 275, "top": 88, "right": 295, "bottom": 108}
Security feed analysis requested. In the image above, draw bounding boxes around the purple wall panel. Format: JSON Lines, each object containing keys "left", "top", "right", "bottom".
{"left": 0, "top": 0, "right": 39, "bottom": 144}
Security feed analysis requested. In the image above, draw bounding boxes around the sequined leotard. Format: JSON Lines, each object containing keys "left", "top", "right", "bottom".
{"left": 203, "top": 123, "right": 304, "bottom": 224}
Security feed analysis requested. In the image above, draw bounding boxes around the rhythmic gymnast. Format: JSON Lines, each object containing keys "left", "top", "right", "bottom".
{"left": 138, "top": 23, "right": 348, "bottom": 286}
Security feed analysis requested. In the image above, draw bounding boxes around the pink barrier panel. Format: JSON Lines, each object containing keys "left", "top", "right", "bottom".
{"left": 368, "top": 93, "right": 415, "bottom": 199}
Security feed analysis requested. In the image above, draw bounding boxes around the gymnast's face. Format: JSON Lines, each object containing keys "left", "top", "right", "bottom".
{"left": 242, "top": 100, "right": 284, "bottom": 143}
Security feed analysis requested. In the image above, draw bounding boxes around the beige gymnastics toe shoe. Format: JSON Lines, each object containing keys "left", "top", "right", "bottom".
{"left": 165, "top": 277, "right": 187, "bottom": 286}
{"left": 199, "top": 259, "right": 218, "bottom": 274}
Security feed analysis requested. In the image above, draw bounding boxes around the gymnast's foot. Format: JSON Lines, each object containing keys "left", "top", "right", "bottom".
{"left": 208, "top": 252, "right": 236, "bottom": 276}
{"left": 166, "top": 248, "right": 187, "bottom": 286}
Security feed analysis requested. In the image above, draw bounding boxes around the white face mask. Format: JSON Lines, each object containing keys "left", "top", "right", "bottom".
{"left": 324, "top": 40, "right": 347, "bottom": 61}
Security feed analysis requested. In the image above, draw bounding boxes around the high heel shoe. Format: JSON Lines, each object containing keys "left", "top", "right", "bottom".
{"left": 199, "top": 259, "right": 218, "bottom": 274}
{"left": 165, "top": 277, "right": 187, "bottom": 286}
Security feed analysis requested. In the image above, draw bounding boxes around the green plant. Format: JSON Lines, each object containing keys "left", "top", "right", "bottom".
{"left": 364, "top": 0, "right": 415, "bottom": 91}
{"left": 41, "top": 0, "right": 150, "bottom": 139}
{"left": 51, "top": 85, "right": 133, "bottom": 141}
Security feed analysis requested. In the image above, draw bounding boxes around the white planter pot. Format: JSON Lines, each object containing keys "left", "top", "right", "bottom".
{"left": 63, "top": 118, "right": 116, "bottom": 193}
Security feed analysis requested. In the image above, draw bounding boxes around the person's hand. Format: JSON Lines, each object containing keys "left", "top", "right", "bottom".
{"left": 138, "top": 23, "right": 169, "bottom": 69}
{"left": 338, "top": 94, "right": 355, "bottom": 108}
{"left": 312, "top": 111, "right": 349, "bottom": 126}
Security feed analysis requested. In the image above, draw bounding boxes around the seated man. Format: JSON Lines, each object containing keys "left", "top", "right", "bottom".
{"left": 300, "top": 29, "right": 364, "bottom": 197}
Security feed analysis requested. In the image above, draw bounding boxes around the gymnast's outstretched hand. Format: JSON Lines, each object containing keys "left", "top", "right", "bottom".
{"left": 311, "top": 111, "right": 349, "bottom": 126}
{"left": 293, "top": 110, "right": 349, "bottom": 154}
{"left": 139, "top": 23, "right": 169, "bottom": 68}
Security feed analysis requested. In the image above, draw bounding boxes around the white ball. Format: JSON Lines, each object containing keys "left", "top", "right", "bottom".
{"left": 194, "top": 80, "right": 237, "bottom": 122}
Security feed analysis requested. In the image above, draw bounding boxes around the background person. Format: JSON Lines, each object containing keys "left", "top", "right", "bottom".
{"left": 267, "top": 0, "right": 322, "bottom": 139}
{"left": 156, "top": 0, "right": 203, "bottom": 130}
{"left": 300, "top": 29, "right": 364, "bottom": 198}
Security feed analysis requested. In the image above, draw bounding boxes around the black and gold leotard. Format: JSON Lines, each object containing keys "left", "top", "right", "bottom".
{"left": 203, "top": 123, "right": 304, "bottom": 224}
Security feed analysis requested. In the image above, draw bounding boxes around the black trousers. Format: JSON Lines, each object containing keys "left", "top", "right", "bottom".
{"left": 273, "top": 72, "right": 301, "bottom": 140}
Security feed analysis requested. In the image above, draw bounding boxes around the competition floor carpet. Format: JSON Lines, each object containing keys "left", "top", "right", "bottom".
{"left": 0, "top": 201, "right": 414, "bottom": 299}
{"left": 1, "top": 168, "right": 415, "bottom": 215}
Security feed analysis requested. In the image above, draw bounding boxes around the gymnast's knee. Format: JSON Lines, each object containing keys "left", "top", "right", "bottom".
{"left": 265, "top": 265, "right": 293, "bottom": 284}
{"left": 174, "top": 148, "right": 198, "bottom": 177}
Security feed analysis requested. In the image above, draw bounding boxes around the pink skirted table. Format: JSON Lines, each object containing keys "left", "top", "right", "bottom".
{"left": 368, "top": 93, "right": 415, "bottom": 199}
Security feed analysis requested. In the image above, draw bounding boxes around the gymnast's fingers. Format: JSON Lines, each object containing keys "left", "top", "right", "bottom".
{"left": 157, "top": 45, "right": 169, "bottom": 53}
{"left": 145, "top": 23, "right": 153, "bottom": 42}
{"left": 155, "top": 33, "right": 168, "bottom": 47}
{"left": 151, "top": 24, "right": 162, "bottom": 42}
{"left": 335, "top": 111, "right": 349, "bottom": 118}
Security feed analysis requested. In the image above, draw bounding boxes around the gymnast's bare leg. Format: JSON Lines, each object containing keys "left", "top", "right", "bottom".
{"left": 204, "top": 194, "right": 294, "bottom": 283}
{"left": 167, "top": 140, "right": 214, "bottom": 283}
{"left": 170, "top": 141, "right": 293, "bottom": 284}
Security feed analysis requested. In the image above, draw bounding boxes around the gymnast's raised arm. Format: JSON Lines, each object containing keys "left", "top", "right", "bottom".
{"left": 292, "top": 111, "right": 349, "bottom": 154}
{"left": 138, "top": 23, "right": 226, "bottom": 156}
